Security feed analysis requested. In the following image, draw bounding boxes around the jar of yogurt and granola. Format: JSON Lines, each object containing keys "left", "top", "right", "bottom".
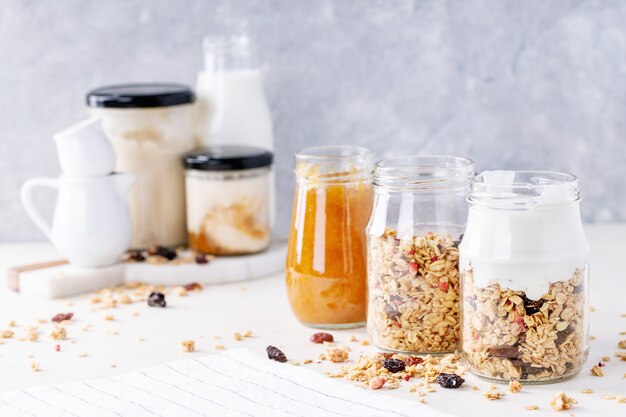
{"left": 459, "top": 171, "right": 589, "bottom": 383}
{"left": 366, "top": 155, "right": 474, "bottom": 354}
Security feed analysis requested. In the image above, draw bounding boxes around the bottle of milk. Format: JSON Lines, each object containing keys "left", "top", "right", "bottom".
{"left": 195, "top": 34, "right": 275, "bottom": 227}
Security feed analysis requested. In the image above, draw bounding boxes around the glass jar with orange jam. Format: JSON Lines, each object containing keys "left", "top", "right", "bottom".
{"left": 286, "top": 146, "right": 373, "bottom": 329}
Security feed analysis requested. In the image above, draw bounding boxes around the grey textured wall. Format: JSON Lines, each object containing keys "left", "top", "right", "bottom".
{"left": 1, "top": 0, "right": 625, "bottom": 241}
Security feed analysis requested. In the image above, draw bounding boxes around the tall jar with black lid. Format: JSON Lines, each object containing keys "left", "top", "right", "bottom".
{"left": 87, "top": 83, "right": 195, "bottom": 249}
{"left": 183, "top": 146, "right": 273, "bottom": 255}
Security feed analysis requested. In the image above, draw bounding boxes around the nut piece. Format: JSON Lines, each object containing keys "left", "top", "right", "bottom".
{"left": 484, "top": 390, "right": 505, "bottom": 400}
{"left": 580, "top": 388, "right": 593, "bottom": 394}
{"left": 49, "top": 326, "right": 67, "bottom": 340}
{"left": 618, "top": 340, "right": 626, "bottom": 349}
{"left": 30, "top": 360, "right": 40, "bottom": 372}
{"left": 508, "top": 380, "right": 522, "bottom": 393}
{"left": 181, "top": 340, "right": 195, "bottom": 352}
{"left": 325, "top": 346, "right": 350, "bottom": 363}
{"left": 0, "top": 330, "right": 14, "bottom": 339}
{"left": 368, "top": 376, "right": 387, "bottom": 390}
{"left": 590, "top": 364, "right": 604, "bottom": 376}
{"left": 524, "top": 405, "right": 539, "bottom": 410}
{"left": 550, "top": 391, "right": 576, "bottom": 411}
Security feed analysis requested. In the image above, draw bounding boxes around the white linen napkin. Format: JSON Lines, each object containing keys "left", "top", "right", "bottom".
{"left": 0, "top": 348, "right": 447, "bottom": 417}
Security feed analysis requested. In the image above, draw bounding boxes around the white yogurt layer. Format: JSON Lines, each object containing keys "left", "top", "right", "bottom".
{"left": 459, "top": 170, "right": 589, "bottom": 300}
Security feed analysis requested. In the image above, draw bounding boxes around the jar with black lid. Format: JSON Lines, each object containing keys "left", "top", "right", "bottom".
{"left": 87, "top": 83, "right": 195, "bottom": 249}
{"left": 183, "top": 146, "right": 273, "bottom": 255}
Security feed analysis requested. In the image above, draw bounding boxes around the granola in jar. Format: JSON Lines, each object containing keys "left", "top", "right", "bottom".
{"left": 367, "top": 230, "right": 462, "bottom": 353}
{"left": 366, "top": 155, "right": 474, "bottom": 353}
{"left": 461, "top": 267, "right": 588, "bottom": 382}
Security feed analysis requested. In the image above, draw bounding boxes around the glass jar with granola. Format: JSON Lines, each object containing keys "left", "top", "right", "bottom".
{"left": 367, "top": 155, "right": 474, "bottom": 354}
{"left": 460, "top": 171, "right": 589, "bottom": 383}
{"left": 286, "top": 146, "right": 373, "bottom": 329}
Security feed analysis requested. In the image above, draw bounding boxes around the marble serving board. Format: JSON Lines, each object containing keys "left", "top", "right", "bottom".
{"left": 8, "top": 240, "right": 287, "bottom": 299}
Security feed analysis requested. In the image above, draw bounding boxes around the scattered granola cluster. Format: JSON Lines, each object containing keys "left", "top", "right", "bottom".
{"left": 461, "top": 268, "right": 587, "bottom": 382}
{"left": 329, "top": 351, "right": 464, "bottom": 393}
{"left": 367, "top": 231, "right": 461, "bottom": 353}
{"left": 550, "top": 391, "right": 577, "bottom": 411}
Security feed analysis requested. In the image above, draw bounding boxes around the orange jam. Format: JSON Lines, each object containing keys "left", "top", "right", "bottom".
{"left": 286, "top": 177, "right": 373, "bottom": 327}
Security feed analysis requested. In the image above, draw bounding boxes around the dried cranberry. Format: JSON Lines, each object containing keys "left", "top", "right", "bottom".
{"left": 404, "top": 356, "right": 424, "bottom": 366}
{"left": 436, "top": 373, "right": 465, "bottom": 388}
{"left": 127, "top": 250, "right": 145, "bottom": 262}
{"left": 598, "top": 362, "right": 605, "bottom": 367}
{"left": 266, "top": 345, "right": 287, "bottom": 363}
{"left": 488, "top": 345, "right": 520, "bottom": 358}
{"left": 148, "top": 246, "right": 177, "bottom": 261}
{"left": 183, "top": 282, "right": 202, "bottom": 291}
{"left": 195, "top": 253, "right": 209, "bottom": 264}
{"left": 382, "top": 358, "right": 406, "bottom": 373}
{"left": 379, "top": 352, "right": 394, "bottom": 359}
{"left": 438, "top": 281, "right": 449, "bottom": 292}
{"left": 51, "top": 312, "right": 73, "bottom": 323}
{"left": 54, "top": 344, "right": 60, "bottom": 352}
{"left": 310, "top": 332, "right": 334, "bottom": 344}
{"left": 404, "top": 375, "right": 410, "bottom": 381}
{"left": 147, "top": 292, "right": 166, "bottom": 307}
{"left": 430, "top": 256, "right": 438, "bottom": 262}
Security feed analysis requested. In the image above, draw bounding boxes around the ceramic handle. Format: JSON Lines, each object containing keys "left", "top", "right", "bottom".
{"left": 20, "top": 177, "right": 58, "bottom": 241}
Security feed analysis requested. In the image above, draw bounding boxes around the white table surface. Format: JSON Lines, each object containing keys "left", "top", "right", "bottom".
{"left": 0, "top": 224, "right": 624, "bottom": 417}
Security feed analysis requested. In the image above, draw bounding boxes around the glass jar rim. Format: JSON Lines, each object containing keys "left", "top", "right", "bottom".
{"left": 294, "top": 145, "right": 373, "bottom": 184}
{"left": 374, "top": 155, "right": 474, "bottom": 190}
{"left": 469, "top": 170, "right": 580, "bottom": 209}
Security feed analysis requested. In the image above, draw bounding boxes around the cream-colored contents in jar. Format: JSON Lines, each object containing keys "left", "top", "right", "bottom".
{"left": 93, "top": 105, "right": 195, "bottom": 248}
{"left": 185, "top": 170, "right": 270, "bottom": 255}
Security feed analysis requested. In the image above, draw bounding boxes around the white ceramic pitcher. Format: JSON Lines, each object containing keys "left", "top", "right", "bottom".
{"left": 21, "top": 173, "right": 135, "bottom": 267}
{"left": 54, "top": 116, "right": 116, "bottom": 177}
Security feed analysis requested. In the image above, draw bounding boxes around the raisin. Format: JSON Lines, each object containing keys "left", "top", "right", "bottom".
{"left": 452, "top": 233, "right": 464, "bottom": 248}
{"left": 148, "top": 246, "right": 177, "bottom": 261}
{"left": 436, "top": 243, "right": 447, "bottom": 254}
{"left": 51, "top": 312, "right": 74, "bottom": 323}
{"left": 521, "top": 294, "right": 544, "bottom": 315}
{"left": 195, "top": 253, "right": 209, "bottom": 264}
{"left": 404, "top": 356, "right": 424, "bottom": 366}
{"left": 310, "top": 332, "right": 334, "bottom": 344}
{"left": 520, "top": 363, "right": 545, "bottom": 379}
{"left": 147, "top": 291, "right": 166, "bottom": 307}
{"left": 127, "top": 250, "right": 146, "bottom": 262}
{"left": 555, "top": 324, "right": 574, "bottom": 345}
{"left": 384, "top": 303, "right": 401, "bottom": 320}
{"left": 436, "top": 373, "right": 465, "bottom": 388}
{"left": 488, "top": 345, "right": 520, "bottom": 358}
{"left": 266, "top": 345, "right": 287, "bottom": 362}
{"left": 183, "top": 282, "right": 202, "bottom": 291}
{"left": 382, "top": 358, "right": 406, "bottom": 373}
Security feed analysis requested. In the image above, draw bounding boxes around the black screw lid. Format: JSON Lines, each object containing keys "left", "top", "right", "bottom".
{"left": 86, "top": 83, "right": 195, "bottom": 108}
{"left": 183, "top": 146, "right": 273, "bottom": 171}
